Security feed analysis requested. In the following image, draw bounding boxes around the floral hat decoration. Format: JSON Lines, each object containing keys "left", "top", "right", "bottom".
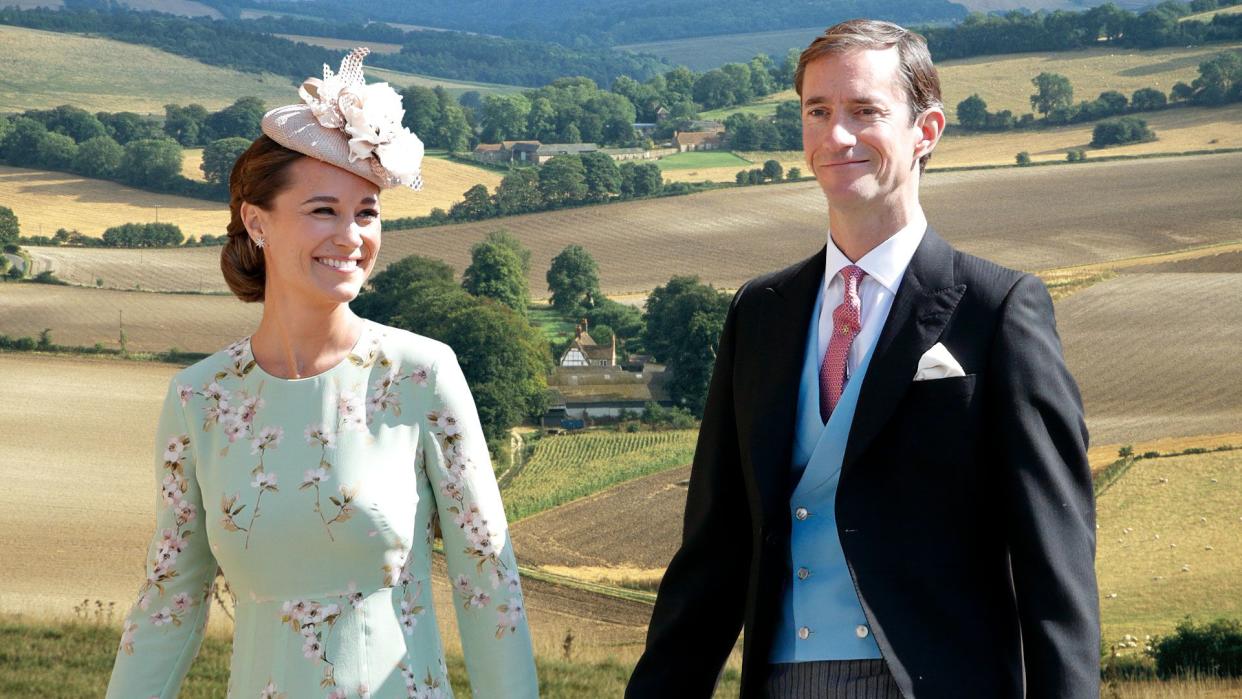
{"left": 261, "top": 47, "right": 424, "bottom": 190}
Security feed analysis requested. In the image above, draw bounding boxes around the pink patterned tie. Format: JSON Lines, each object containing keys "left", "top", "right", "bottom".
{"left": 820, "top": 265, "right": 867, "bottom": 422}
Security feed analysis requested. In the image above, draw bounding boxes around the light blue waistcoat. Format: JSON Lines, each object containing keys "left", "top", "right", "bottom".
{"left": 769, "top": 281, "right": 883, "bottom": 663}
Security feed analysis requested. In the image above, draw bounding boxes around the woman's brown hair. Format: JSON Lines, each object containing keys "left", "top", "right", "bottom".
{"left": 221, "top": 135, "right": 305, "bottom": 302}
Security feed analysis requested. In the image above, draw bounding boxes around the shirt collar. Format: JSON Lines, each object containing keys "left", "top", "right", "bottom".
{"left": 825, "top": 220, "right": 927, "bottom": 295}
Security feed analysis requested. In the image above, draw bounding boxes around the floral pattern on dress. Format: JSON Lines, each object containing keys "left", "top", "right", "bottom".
{"left": 425, "top": 410, "right": 527, "bottom": 639}
{"left": 122, "top": 433, "right": 200, "bottom": 650}
{"left": 398, "top": 662, "right": 447, "bottom": 699}
{"left": 280, "top": 598, "right": 344, "bottom": 690}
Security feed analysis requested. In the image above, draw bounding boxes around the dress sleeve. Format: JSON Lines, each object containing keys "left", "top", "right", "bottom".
{"left": 107, "top": 378, "right": 219, "bottom": 699}
{"left": 420, "top": 348, "right": 539, "bottom": 698}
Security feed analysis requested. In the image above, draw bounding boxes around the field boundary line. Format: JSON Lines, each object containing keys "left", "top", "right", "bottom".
{"left": 430, "top": 547, "right": 656, "bottom": 605}
{"left": 1038, "top": 240, "right": 1242, "bottom": 276}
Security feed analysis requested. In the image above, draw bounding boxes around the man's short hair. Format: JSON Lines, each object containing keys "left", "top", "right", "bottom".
{"left": 795, "top": 19, "right": 943, "bottom": 171}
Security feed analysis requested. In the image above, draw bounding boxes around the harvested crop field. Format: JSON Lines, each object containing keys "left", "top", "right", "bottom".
{"left": 1058, "top": 272, "right": 1242, "bottom": 445}
{"left": 33, "top": 151, "right": 1241, "bottom": 296}
{"left": 5, "top": 156, "right": 500, "bottom": 238}
{"left": 512, "top": 465, "right": 690, "bottom": 572}
{"left": 1118, "top": 249, "right": 1242, "bottom": 274}
{"left": 0, "top": 165, "right": 228, "bottom": 239}
{"left": 0, "top": 283, "right": 258, "bottom": 353}
{"left": 0, "top": 353, "right": 653, "bottom": 660}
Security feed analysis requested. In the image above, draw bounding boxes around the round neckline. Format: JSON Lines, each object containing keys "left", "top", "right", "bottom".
{"left": 244, "top": 319, "right": 371, "bottom": 383}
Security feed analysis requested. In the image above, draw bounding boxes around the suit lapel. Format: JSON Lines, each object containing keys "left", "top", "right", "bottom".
{"left": 842, "top": 229, "right": 966, "bottom": 473}
{"left": 746, "top": 247, "right": 825, "bottom": 510}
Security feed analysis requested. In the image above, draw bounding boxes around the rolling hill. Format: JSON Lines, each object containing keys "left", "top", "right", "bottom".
{"left": 0, "top": 24, "right": 294, "bottom": 114}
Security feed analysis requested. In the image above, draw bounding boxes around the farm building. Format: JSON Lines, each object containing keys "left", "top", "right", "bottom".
{"left": 674, "top": 130, "right": 726, "bottom": 152}
{"left": 543, "top": 363, "right": 675, "bottom": 426}
{"left": 559, "top": 322, "right": 616, "bottom": 367}
{"left": 470, "top": 140, "right": 541, "bottom": 164}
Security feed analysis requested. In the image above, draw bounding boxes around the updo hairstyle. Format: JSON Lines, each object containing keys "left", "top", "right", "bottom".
{"left": 221, "top": 136, "right": 305, "bottom": 302}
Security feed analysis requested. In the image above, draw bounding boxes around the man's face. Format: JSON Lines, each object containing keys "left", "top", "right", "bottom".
{"left": 801, "top": 47, "right": 934, "bottom": 213}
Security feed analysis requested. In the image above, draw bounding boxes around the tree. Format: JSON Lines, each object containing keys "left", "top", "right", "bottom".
{"left": 433, "top": 87, "right": 473, "bottom": 153}
{"left": 537, "top": 155, "right": 588, "bottom": 206}
{"left": 481, "top": 229, "right": 532, "bottom": 277}
{"left": 642, "top": 276, "right": 730, "bottom": 416}
{"left": 762, "top": 159, "right": 784, "bottom": 182}
{"left": 97, "top": 111, "right": 161, "bottom": 145}
{"left": 1091, "top": 116, "right": 1155, "bottom": 146}
{"left": 1170, "top": 81, "right": 1196, "bottom": 103}
{"left": 201, "top": 137, "right": 252, "bottom": 185}
{"left": 449, "top": 184, "right": 496, "bottom": 221}
{"left": 72, "top": 135, "right": 124, "bottom": 178}
{"left": 401, "top": 86, "right": 440, "bottom": 146}
{"left": 1096, "top": 90, "right": 1129, "bottom": 115}
{"left": 480, "top": 94, "right": 532, "bottom": 143}
{"left": 546, "top": 244, "right": 600, "bottom": 312}
{"left": 163, "top": 103, "right": 209, "bottom": 146}
{"left": 36, "top": 132, "right": 78, "bottom": 170}
{"left": 30, "top": 104, "right": 108, "bottom": 142}
{"left": 1030, "top": 72, "right": 1074, "bottom": 116}
{"left": 787, "top": 166, "right": 802, "bottom": 180}
{"left": 1015, "top": 151, "right": 1032, "bottom": 166}
{"left": 585, "top": 297, "right": 645, "bottom": 353}
{"left": 773, "top": 100, "right": 803, "bottom": 150}
{"left": 692, "top": 69, "right": 735, "bottom": 110}
{"left": 352, "top": 255, "right": 456, "bottom": 323}
{"left": 748, "top": 54, "right": 776, "bottom": 97}
{"left": 1130, "top": 87, "right": 1168, "bottom": 112}
{"left": 0, "top": 117, "right": 49, "bottom": 167}
{"left": 205, "top": 96, "right": 265, "bottom": 141}
{"left": 121, "top": 138, "right": 183, "bottom": 187}
{"left": 957, "top": 94, "right": 990, "bottom": 129}
{"left": 0, "top": 206, "right": 18, "bottom": 247}
{"left": 462, "top": 235, "right": 529, "bottom": 312}
{"left": 494, "top": 169, "right": 543, "bottom": 215}
{"left": 619, "top": 161, "right": 663, "bottom": 198}
{"left": 580, "top": 151, "right": 621, "bottom": 201}
{"left": 1193, "top": 51, "right": 1242, "bottom": 105}
{"left": 525, "top": 96, "right": 559, "bottom": 142}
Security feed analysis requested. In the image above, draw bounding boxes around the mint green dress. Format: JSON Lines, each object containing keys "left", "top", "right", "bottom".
{"left": 106, "top": 320, "right": 538, "bottom": 698}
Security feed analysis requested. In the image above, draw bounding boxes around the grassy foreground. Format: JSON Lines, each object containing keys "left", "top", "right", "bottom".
{"left": 0, "top": 615, "right": 738, "bottom": 698}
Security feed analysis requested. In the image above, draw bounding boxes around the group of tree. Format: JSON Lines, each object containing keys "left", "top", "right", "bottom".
{"left": 642, "top": 276, "right": 731, "bottom": 416}
{"left": 734, "top": 160, "right": 797, "bottom": 185}
{"left": 99, "top": 222, "right": 185, "bottom": 248}
{"left": 388, "top": 155, "right": 666, "bottom": 228}
{"left": 1091, "top": 116, "right": 1156, "bottom": 147}
{"left": 919, "top": 1, "right": 1242, "bottom": 60}
{"left": 957, "top": 51, "right": 1242, "bottom": 132}
{"left": 722, "top": 103, "right": 803, "bottom": 151}
{"left": 475, "top": 77, "right": 639, "bottom": 146}
{"left": 0, "top": 100, "right": 270, "bottom": 200}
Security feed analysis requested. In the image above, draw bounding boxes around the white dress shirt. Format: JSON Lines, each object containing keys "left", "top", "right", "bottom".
{"left": 816, "top": 222, "right": 927, "bottom": 381}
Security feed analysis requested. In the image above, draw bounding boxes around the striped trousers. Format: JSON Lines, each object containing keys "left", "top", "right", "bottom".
{"left": 761, "top": 659, "right": 904, "bottom": 698}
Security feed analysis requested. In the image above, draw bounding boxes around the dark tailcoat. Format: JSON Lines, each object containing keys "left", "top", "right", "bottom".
{"left": 626, "top": 229, "right": 1100, "bottom": 698}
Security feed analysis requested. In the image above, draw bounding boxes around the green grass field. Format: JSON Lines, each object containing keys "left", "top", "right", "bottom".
{"left": 502, "top": 429, "right": 698, "bottom": 522}
{"left": 1096, "top": 449, "right": 1242, "bottom": 643}
{"left": 656, "top": 150, "right": 751, "bottom": 170}
{"left": 0, "top": 25, "right": 295, "bottom": 114}
{"left": 0, "top": 615, "right": 740, "bottom": 698}
{"left": 528, "top": 304, "right": 579, "bottom": 345}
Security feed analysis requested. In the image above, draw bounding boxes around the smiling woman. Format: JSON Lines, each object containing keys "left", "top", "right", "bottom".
{"left": 104, "top": 48, "right": 539, "bottom": 699}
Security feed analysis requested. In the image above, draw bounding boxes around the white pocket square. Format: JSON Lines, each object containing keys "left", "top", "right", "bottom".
{"left": 913, "top": 342, "right": 966, "bottom": 381}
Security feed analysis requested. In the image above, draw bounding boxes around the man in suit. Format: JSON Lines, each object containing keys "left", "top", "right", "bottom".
{"left": 626, "top": 19, "right": 1099, "bottom": 699}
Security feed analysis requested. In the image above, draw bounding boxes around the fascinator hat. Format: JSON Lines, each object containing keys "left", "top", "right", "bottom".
{"left": 261, "top": 47, "right": 424, "bottom": 190}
